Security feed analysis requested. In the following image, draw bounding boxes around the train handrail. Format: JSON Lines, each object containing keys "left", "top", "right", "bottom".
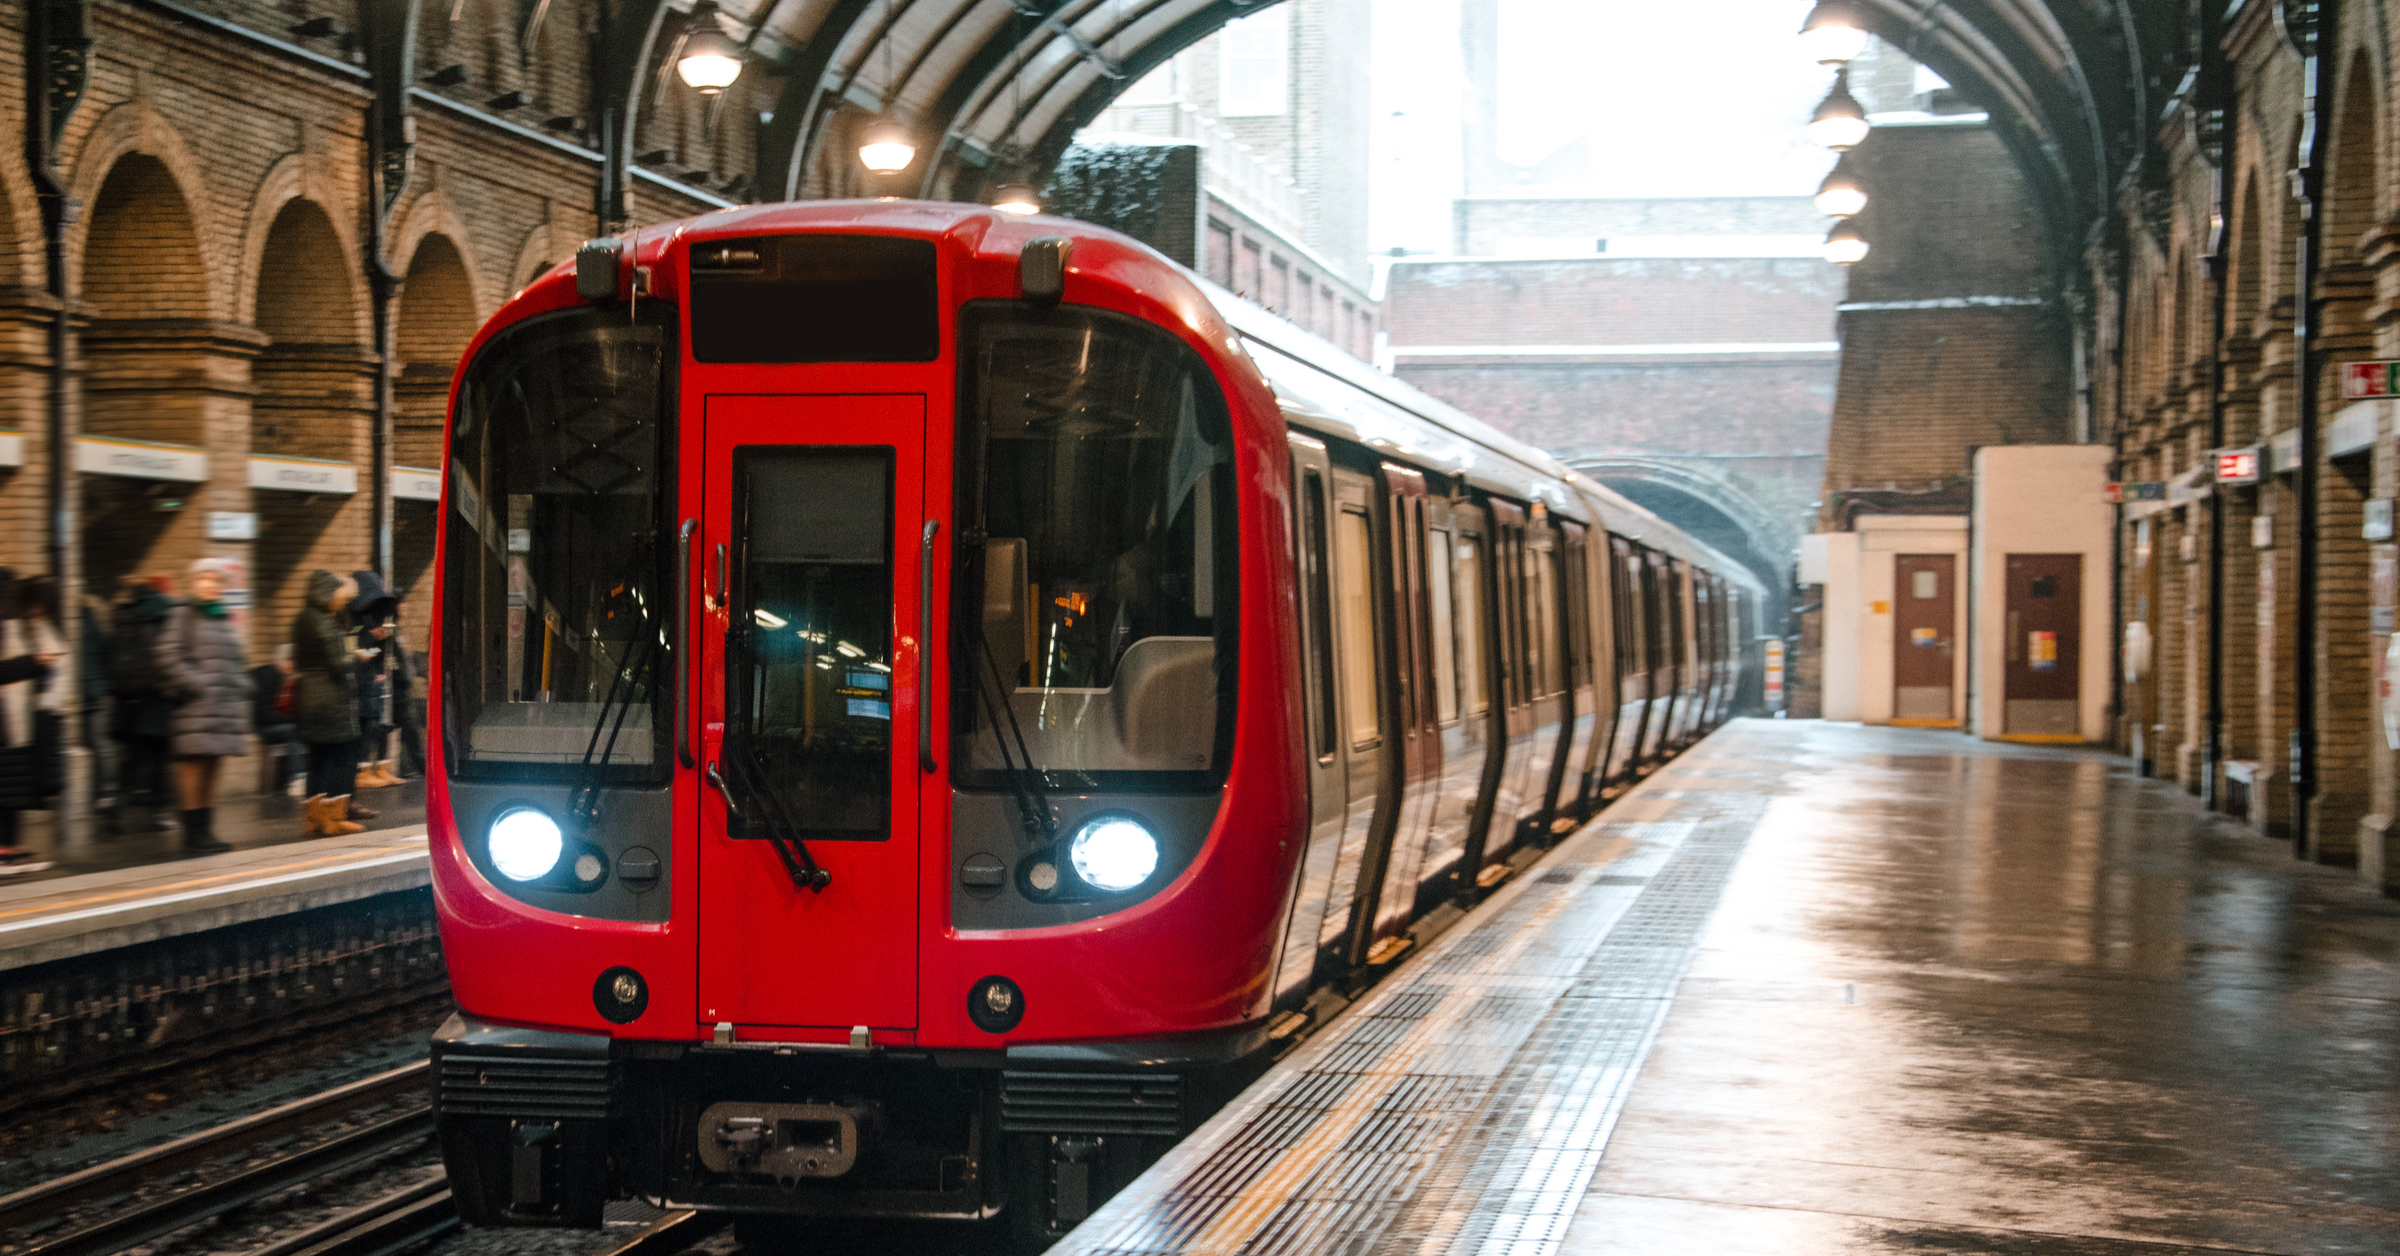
{"left": 676, "top": 518, "right": 696, "bottom": 769}
{"left": 920, "top": 519, "right": 939, "bottom": 773}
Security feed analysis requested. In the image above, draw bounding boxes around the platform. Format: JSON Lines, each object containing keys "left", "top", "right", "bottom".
{"left": 0, "top": 826, "right": 429, "bottom": 972}
{"left": 1058, "top": 720, "right": 2400, "bottom": 1255}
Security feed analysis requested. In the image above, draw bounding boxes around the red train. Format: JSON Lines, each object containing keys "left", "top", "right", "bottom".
{"left": 426, "top": 202, "right": 1762, "bottom": 1243}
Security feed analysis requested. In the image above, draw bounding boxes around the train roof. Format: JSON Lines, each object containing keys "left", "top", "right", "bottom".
{"left": 1199, "top": 279, "right": 1765, "bottom": 597}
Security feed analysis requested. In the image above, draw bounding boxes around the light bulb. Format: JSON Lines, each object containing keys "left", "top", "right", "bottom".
{"left": 1799, "top": 1, "right": 1869, "bottom": 65}
{"left": 1823, "top": 221, "right": 1870, "bottom": 265}
{"left": 858, "top": 117, "right": 916, "bottom": 172}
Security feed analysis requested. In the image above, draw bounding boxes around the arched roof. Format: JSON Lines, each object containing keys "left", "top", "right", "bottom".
{"left": 671, "top": 0, "right": 2173, "bottom": 243}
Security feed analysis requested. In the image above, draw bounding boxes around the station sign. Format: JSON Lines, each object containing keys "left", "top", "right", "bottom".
{"left": 2104, "top": 481, "right": 2167, "bottom": 503}
{"left": 2213, "top": 447, "right": 2262, "bottom": 486}
{"left": 76, "top": 436, "right": 207, "bottom": 483}
{"left": 249, "top": 455, "right": 358, "bottom": 494}
{"left": 2346, "top": 360, "right": 2400, "bottom": 399}
{"left": 393, "top": 466, "right": 443, "bottom": 501}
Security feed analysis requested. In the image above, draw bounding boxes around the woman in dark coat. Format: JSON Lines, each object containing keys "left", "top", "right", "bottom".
{"left": 292, "top": 570, "right": 364, "bottom": 836}
{"left": 0, "top": 569, "right": 58, "bottom": 875}
{"left": 108, "top": 577, "right": 178, "bottom": 834}
{"left": 156, "top": 558, "right": 250, "bottom": 852}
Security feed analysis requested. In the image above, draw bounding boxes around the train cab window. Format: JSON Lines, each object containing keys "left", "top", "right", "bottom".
{"left": 954, "top": 303, "right": 1238, "bottom": 790}
{"left": 1457, "top": 535, "right": 1489, "bottom": 716}
{"left": 1301, "top": 469, "right": 1339, "bottom": 759}
{"left": 722, "top": 447, "right": 893, "bottom": 838}
{"left": 1335, "top": 508, "right": 1380, "bottom": 747}
{"left": 1428, "top": 529, "right": 1459, "bottom": 725}
{"left": 442, "top": 303, "right": 675, "bottom": 780}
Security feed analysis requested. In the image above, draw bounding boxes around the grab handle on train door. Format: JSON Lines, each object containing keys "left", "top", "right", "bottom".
{"left": 921, "top": 519, "right": 940, "bottom": 773}
{"left": 676, "top": 518, "right": 695, "bottom": 769}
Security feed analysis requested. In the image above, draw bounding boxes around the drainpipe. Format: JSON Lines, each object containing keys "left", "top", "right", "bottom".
{"left": 2291, "top": 0, "right": 2336, "bottom": 858}
{"left": 361, "top": 0, "right": 418, "bottom": 584}
{"left": 2201, "top": 9, "right": 2232, "bottom": 811}
{"left": 27, "top": 0, "right": 92, "bottom": 843}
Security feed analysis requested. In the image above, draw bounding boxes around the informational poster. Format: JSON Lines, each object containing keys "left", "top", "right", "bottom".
{"left": 2028, "top": 630, "right": 2058, "bottom": 671}
{"left": 1764, "top": 639, "right": 1785, "bottom": 712}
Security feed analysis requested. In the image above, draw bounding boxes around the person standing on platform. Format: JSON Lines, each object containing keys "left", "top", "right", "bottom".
{"left": 16, "top": 576, "right": 68, "bottom": 807}
{"left": 0, "top": 570, "right": 59, "bottom": 875}
{"left": 156, "top": 558, "right": 250, "bottom": 854}
{"left": 251, "top": 645, "right": 299, "bottom": 796}
{"left": 293, "top": 571, "right": 365, "bottom": 837}
{"left": 107, "top": 577, "right": 178, "bottom": 835}
{"left": 349, "top": 570, "right": 404, "bottom": 791}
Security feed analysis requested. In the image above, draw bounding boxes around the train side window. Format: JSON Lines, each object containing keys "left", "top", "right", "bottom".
{"left": 1457, "top": 534, "right": 1489, "bottom": 716}
{"left": 1526, "top": 540, "right": 1561, "bottom": 697}
{"left": 1301, "top": 469, "right": 1338, "bottom": 759}
{"left": 1428, "top": 528, "right": 1459, "bottom": 725}
{"left": 1336, "top": 508, "right": 1380, "bottom": 747}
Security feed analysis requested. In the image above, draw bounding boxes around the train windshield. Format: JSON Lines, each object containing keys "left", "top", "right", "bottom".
{"left": 955, "top": 302, "right": 1238, "bottom": 792}
{"left": 441, "top": 304, "right": 676, "bottom": 782}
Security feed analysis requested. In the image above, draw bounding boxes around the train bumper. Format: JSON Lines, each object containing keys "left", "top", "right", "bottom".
{"left": 432, "top": 1014, "right": 1267, "bottom": 1231}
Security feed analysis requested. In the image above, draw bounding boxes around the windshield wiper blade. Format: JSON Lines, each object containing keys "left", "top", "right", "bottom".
{"left": 717, "top": 742, "right": 830, "bottom": 892}
{"left": 566, "top": 618, "right": 658, "bottom": 831}
{"left": 973, "top": 632, "right": 1057, "bottom": 844}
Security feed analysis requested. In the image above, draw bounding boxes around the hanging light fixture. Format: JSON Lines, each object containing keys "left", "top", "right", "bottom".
{"left": 1798, "top": 0, "right": 1868, "bottom": 66}
{"left": 1814, "top": 157, "right": 1867, "bottom": 218}
{"left": 675, "top": 3, "right": 744, "bottom": 95}
{"left": 1808, "top": 70, "right": 1870, "bottom": 151}
{"left": 1822, "top": 220, "right": 1869, "bottom": 265}
{"left": 990, "top": 183, "right": 1041, "bottom": 215}
{"left": 858, "top": 116, "right": 917, "bottom": 172}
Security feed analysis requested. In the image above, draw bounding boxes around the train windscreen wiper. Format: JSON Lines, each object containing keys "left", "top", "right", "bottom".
{"left": 713, "top": 740, "right": 831, "bottom": 892}
{"left": 971, "top": 629, "right": 1058, "bottom": 845}
{"left": 565, "top": 617, "right": 658, "bottom": 832}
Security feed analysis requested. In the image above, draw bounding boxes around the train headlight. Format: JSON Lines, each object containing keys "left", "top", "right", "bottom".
{"left": 1067, "top": 815, "right": 1159, "bottom": 892}
{"left": 488, "top": 807, "right": 565, "bottom": 882}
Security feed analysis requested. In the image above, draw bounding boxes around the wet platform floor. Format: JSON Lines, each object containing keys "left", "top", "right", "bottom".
{"left": 1060, "top": 720, "right": 2400, "bottom": 1256}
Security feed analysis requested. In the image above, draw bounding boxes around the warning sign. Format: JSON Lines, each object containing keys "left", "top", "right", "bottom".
{"left": 2029, "top": 630, "right": 2057, "bottom": 671}
{"left": 1911, "top": 627, "right": 1939, "bottom": 647}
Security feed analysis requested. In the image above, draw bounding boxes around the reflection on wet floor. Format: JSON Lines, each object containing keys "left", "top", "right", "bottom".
{"left": 1568, "top": 722, "right": 2400, "bottom": 1256}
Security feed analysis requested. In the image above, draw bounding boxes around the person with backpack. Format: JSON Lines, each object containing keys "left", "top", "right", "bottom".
{"left": 107, "top": 576, "right": 178, "bottom": 836}
{"left": 155, "top": 558, "right": 250, "bottom": 854}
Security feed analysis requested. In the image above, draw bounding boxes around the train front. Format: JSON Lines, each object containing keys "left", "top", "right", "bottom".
{"left": 423, "top": 204, "right": 1305, "bottom": 1239}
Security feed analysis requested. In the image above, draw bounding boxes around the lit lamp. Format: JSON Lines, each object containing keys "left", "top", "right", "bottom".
{"left": 1798, "top": 0, "right": 1868, "bottom": 66}
{"left": 1814, "top": 157, "right": 1867, "bottom": 217}
{"left": 858, "top": 117, "right": 917, "bottom": 173}
{"left": 1823, "top": 220, "right": 1869, "bottom": 265}
{"left": 1808, "top": 70, "right": 1869, "bottom": 151}
{"left": 675, "top": 4, "right": 744, "bottom": 95}
{"left": 990, "top": 183, "right": 1041, "bottom": 215}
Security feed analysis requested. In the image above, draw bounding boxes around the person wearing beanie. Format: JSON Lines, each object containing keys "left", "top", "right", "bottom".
{"left": 293, "top": 570, "right": 366, "bottom": 836}
{"left": 155, "top": 557, "right": 250, "bottom": 854}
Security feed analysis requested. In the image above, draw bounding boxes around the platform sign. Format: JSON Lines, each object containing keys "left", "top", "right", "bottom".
{"left": 2345, "top": 360, "right": 2400, "bottom": 399}
{"left": 2214, "top": 447, "right": 2262, "bottom": 486}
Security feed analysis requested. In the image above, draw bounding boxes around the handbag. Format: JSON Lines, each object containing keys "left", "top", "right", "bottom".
{"left": 274, "top": 674, "right": 298, "bottom": 718}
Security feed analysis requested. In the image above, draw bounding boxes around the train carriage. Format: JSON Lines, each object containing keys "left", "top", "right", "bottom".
{"left": 426, "top": 202, "right": 1761, "bottom": 1245}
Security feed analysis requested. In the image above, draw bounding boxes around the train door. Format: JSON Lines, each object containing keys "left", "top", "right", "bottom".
{"left": 1311, "top": 468, "right": 1394, "bottom": 981}
{"left": 2005, "top": 554, "right": 2084, "bottom": 737}
{"left": 1638, "top": 552, "right": 1674, "bottom": 763}
{"left": 1603, "top": 537, "right": 1647, "bottom": 784}
{"left": 1356, "top": 465, "right": 1441, "bottom": 960}
{"left": 1271, "top": 436, "right": 1351, "bottom": 1009}
{"left": 1408, "top": 498, "right": 1495, "bottom": 910}
{"left": 1482, "top": 501, "right": 1535, "bottom": 867}
{"left": 1556, "top": 521, "right": 1602, "bottom": 821}
{"left": 694, "top": 394, "right": 926, "bottom": 1033}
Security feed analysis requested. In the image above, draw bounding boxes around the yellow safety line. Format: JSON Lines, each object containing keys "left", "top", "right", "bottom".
{"left": 0, "top": 839, "right": 426, "bottom": 921}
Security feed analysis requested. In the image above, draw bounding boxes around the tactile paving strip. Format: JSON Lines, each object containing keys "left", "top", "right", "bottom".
{"left": 1060, "top": 740, "right": 1781, "bottom": 1256}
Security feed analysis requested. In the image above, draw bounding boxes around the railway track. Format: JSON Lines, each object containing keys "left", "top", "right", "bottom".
{"left": 0, "top": 1060, "right": 439, "bottom": 1256}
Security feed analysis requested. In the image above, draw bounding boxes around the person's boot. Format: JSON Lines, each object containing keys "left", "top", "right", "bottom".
{"left": 324, "top": 795, "right": 366, "bottom": 836}
{"left": 182, "top": 809, "right": 230, "bottom": 854}
{"left": 302, "top": 795, "right": 328, "bottom": 837}
{"left": 371, "top": 759, "right": 407, "bottom": 787}
{"left": 346, "top": 793, "right": 380, "bottom": 821}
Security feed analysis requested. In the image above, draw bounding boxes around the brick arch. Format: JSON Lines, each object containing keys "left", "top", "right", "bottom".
{"left": 396, "top": 234, "right": 479, "bottom": 371}
{"left": 508, "top": 221, "right": 573, "bottom": 295}
{"left": 2326, "top": 48, "right": 2381, "bottom": 274}
{"left": 65, "top": 103, "right": 223, "bottom": 319}
{"left": 2232, "top": 173, "right": 2264, "bottom": 328}
{"left": 74, "top": 153, "right": 210, "bottom": 321}
{"left": 235, "top": 153, "right": 364, "bottom": 332}
{"left": 391, "top": 191, "right": 492, "bottom": 323}
{"left": 251, "top": 199, "right": 366, "bottom": 347}
{"left": 1566, "top": 455, "right": 1794, "bottom": 593}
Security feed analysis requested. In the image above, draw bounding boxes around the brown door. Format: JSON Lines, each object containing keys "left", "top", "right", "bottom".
{"left": 2004, "top": 554, "right": 2082, "bottom": 737}
{"left": 1892, "top": 554, "right": 1955, "bottom": 722}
